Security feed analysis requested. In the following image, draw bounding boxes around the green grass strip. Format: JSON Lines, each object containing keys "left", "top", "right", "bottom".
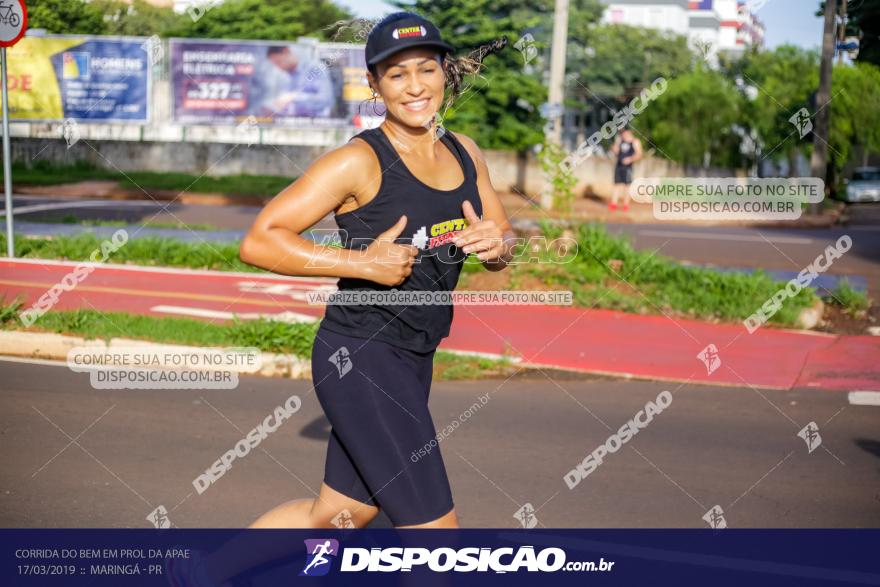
{"left": 0, "top": 300, "right": 513, "bottom": 380}
{"left": 12, "top": 162, "right": 293, "bottom": 198}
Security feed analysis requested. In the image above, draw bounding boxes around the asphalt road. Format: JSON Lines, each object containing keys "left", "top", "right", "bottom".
{"left": 1, "top": 358, "right": 877, "bottom": 529}
{"left": 606, "top": 222, "right": 880, "bottom": 296}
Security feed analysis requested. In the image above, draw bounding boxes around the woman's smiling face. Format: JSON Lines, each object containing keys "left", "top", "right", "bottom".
{"left": 370, "top": 47, "right": 445, "bottom": 129}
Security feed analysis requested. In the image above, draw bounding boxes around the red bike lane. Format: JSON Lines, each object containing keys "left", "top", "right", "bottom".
{"left": 2, "top": 259, "right": 877, "bottom": 391}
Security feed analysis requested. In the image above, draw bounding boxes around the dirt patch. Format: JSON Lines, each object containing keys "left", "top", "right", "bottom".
{"left": 603, "top": 276, "right": 642, "bottom": 299}
{"left": 460, "top": 268, "right": 511, "bottom": 291}
{"left": 815, "top": 302, "right": 879, "bottom": 336}
{"left": 16, "top": 182, "right": 269, "bottom": 206}
{"left": 17, "top": 181, "right": 120, "bottom": 198}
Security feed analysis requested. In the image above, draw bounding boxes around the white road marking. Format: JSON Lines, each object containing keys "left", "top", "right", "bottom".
{"left": 438, "top": 347, "right": 522, "bottom": 363}
{"left": 237, "top": 281, "right": 337, "bottom": 300}
{"left": 847, "top": 391, "right": 880, "bottom": 406}
{"left": 150, "top": 305, "right": 318, "bottom": 323}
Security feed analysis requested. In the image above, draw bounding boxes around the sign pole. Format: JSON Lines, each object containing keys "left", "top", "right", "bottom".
{"left": 0, "top": 0, "right": 28, "bottom": 258}
{"left": 2, "top": 46, "right": 13, "bottom": 257}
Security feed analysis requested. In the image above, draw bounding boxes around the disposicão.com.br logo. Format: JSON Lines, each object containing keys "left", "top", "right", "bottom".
{"left": 299, "top": 539, "right": 614, "bottom": 574}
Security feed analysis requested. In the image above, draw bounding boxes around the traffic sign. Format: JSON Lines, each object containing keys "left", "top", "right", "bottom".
{"left": 837, "top": 36, "right": 860, "bottom": 60}
{"left": 0, "top": 0, "right": 26, "bottom": 48}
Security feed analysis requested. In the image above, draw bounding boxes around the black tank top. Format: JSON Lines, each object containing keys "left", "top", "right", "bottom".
{"left": 320, "top": 126, "right": 484, "bottom": 352}
{"left": 617, "top": 139, "right": 634, "bottom": 168}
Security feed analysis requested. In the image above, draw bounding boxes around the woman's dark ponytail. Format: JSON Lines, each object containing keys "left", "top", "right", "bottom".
{"left": 442, "top": 37, "right": 509, "bottom": 102}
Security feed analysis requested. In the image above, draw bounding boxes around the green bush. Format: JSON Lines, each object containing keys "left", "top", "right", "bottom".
{"left": 826, "top": 280, "right": 871, "bottom": 315}
{"left": 533, "top": 221, "right": 817, "bottom": 325}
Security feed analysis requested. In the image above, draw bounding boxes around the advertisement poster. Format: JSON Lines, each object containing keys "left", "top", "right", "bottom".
{"left": 689, "top": 0, "right": 714, "bottom": 9}
{"left": 170, "top": 39, "right": 369, "bottom": 126}
{"left": 318, "top": 42, "right": 375, "bottom": 121}
{"left": 4, "top": 36, "right": 150, "bottom": 122}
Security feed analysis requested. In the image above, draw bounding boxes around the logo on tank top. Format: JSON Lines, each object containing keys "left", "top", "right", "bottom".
{"left": 411, "top": 217, "right": 468, "bottom": 250}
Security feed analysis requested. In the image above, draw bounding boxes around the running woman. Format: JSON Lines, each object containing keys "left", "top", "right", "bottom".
{"left": 609, "top": 126, "right": 642, "bottom": 212}
{"left": 238, "top": 12, "right": 515, "bottom": 530}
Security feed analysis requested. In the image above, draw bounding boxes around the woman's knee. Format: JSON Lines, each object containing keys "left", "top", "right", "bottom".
{"left": 310, "top": 484, "right": 381, "bottom": 528}
{"left": 396, "top": 508, "right": 458, "bottom": 529}
{"left": 309, "top": 505, "right": 379, "bottom": 529}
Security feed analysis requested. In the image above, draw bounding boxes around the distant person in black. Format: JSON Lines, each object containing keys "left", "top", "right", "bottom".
{"left": 610, "top": 126, "right": 643, "bottom": 212}
{"left": 237, "top": 12, "right": 515, "bottom": 531}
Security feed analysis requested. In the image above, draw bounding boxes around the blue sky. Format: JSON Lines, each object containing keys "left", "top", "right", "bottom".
{"left": 757, "top": 0, "right": 825, "bottom": 50}
{"left": 336, "top": 0, "right": 825, "bottom": 51}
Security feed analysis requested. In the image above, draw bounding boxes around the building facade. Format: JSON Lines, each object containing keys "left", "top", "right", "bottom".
{"left": 601, "top": 0, "right": 765, "bottom": 62}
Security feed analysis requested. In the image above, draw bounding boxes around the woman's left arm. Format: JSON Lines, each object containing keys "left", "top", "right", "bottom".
{"left": 632, "top": 138, "right": 644, "bottom": 163}
{"left": 452, "top": 132, "right": 517, "bottom": 272}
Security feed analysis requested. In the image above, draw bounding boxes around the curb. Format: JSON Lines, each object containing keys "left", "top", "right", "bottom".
{"left": 0, "top": 331, "right": 312, "bottom": 380}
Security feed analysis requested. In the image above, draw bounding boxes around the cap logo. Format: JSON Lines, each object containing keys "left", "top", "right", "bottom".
{"left": 392, "top": 25, "right": 427, "bottom": 40}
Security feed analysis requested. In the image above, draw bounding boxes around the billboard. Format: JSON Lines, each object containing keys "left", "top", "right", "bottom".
{"left": 170, "top": 39, "right": 370, "bottom": 126}
{"left": 4, "top": 36, "right": 150, "bottom": 122}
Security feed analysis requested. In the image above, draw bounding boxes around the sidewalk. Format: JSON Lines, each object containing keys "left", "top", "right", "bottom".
{"left": 1, "top": 258, "right": 878, "bottom": 391}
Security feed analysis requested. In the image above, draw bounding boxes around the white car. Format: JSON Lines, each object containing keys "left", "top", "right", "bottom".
{"left": 844, "top": 167, "right": 880, "bottom": 203}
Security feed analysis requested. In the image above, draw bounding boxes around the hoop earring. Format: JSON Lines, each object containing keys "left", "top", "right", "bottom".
{"left": 370, "top": 93, "right": 384, "bottom": 117}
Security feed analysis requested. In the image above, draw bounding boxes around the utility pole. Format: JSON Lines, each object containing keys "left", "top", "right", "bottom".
{"left": 542, "top": 0, "right": 569, "bottom": 209}
{"left": 809, "top": 0, "right": 837, "bottom": 215}
{"left": 546, "top": 0, "right": 569, "bottom": 146}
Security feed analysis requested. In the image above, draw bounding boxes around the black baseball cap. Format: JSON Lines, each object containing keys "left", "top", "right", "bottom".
{"left": 365, "top": 12, "right": 455, "bottom": 67}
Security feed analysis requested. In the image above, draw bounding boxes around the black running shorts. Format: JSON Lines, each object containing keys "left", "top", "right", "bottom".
{"left": 311, "top": 324, "right": 454, "bottom": 526}
{"left": 614, "top": 164, "right": 633, "bottom": 185}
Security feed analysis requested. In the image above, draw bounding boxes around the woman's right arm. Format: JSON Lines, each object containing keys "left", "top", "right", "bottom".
{"left": 239, "top": 141, "right": 417, "bottom": 285}
{"left": 610, "top": 136, "right": 620, "bottom": 156}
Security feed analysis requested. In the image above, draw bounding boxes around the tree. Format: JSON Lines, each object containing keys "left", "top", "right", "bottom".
{"left": 568, "top": 24, "right": 693, "bottom": 99}
{"left": 171, "top": 0, "right": 352, "bottom": 41}
{"left": 829, "top": 62, "right": 880, "bottom": 170}
{"left": 734, "top": 45, "right": 820, "bottom": 175}
{"left": 93, "top": 0, "right": 187, "bottom": 37}
{"left": 640, "top": 66, "right": 743, "bottom": 168}
{"left": 27, "top": 0, "right": 106, "bottom": 34}
{"left": 391, "top": 0, "right": 554, "bottom": 151}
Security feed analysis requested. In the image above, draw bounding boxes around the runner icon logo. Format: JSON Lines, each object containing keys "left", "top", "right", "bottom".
{"left": 329, "top": 347, "right": 352, "bottom": 378}
{"left": 300, "top": 539, "right": 339, "bottom": 576}
{"left": 513, "top": 503, "right": 538, "bottom": 528}
{"left": 702, "top": 505, "right": 727, "bottom": 530}
{"left": 696, "top": 344, "right": 721, "bottom": 375}
{"left": 797, "top": 422, "right": 822, "bottom": 453}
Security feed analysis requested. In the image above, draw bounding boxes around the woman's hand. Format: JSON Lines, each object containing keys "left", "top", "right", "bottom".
{"left": 357, "top": 215, "right": 419, "bottom": 287}
{"left": 452, "top": 200, "right": 506, "bottom": 262}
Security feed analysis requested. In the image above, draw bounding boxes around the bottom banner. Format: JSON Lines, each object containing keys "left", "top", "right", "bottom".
{"left": 3, "top": 529, "right": 878, "bottom": 586}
